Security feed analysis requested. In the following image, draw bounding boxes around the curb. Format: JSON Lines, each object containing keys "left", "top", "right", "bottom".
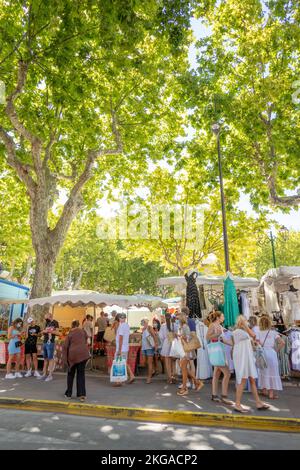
{"left": 0, "top": 397, "right": 299, "bottom": 433}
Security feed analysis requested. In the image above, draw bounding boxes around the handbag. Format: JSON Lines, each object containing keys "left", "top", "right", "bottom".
{"left": 15, "top": 341, "right": 22, "bottom": 348}
{"left": 110, "top": 356, "right": 127, "bottom": 383}
{"left": 254, "top": 330, "right": 270, "bottom": 370}
{"left": 104, "top": 327, "right": 116, "bottom": 343}
{"left": 207, "top": 340, "right": 226, "bottom": 367}
{"left": 181, "top": 332, "right": 202, "bottom": 353}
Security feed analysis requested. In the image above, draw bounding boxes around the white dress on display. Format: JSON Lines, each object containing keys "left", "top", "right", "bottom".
{"left": 195, "top": 320, "right": 212, "bottom": 380}
{"left": 232, "top": 329, "right": 258, "bottom": 385}
{"left": 286, "top": 291, "right": 300, "bottom": 321}
{"left": 264, "top": 281, "right": 280, "bottom": 314}
{"left": 240, "top": 292, "right": 250, "bottom": 319}
{"left": 257, "top": 329, "right": 283, "bottom": 391}
{"left": 250, "top": 288, "right": 259, "bottom": 313}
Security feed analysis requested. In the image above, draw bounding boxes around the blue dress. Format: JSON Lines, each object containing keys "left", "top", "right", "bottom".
{"left": 8, "top": 329, "right": 21, "bottom": 354}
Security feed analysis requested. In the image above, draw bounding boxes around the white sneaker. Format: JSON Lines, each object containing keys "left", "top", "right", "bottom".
{"left": 15, "top": 372, "right": 23, "bottom": 378}
{"left": 37, "top": 374, "right": 47, "bottom": 380}
{"left": 34, "top": 371, "right": 41, "bottom": 378}
{"left": 5, "top": 373, "right": 16, "bottom": 379}
{"left": 25, "top": 370, "right": 32, "bottom": 378}
{"left": 45, "top": 375, "right": 53, "bottom": 382}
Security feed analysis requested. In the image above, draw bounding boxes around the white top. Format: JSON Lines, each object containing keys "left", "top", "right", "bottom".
{"left": 257, "top": 329, "right": 279, "bottom": 349}
{"left": 116, "top": 322, "right": 130, "bottom": 353}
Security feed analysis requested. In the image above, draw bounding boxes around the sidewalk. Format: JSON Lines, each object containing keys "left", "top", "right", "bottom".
{"left": 0, "top": 371, "right": 299, "bottom": 432}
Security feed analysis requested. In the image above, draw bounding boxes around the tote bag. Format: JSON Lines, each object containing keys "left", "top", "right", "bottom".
{"left": 181, "top": 333, "right": 202, "bottom": 353}
{"left": 207, "top": 340, "right": 226, "bottom": 367}
{"left": 110, "top": 357, "right": 127, "bottom": 383}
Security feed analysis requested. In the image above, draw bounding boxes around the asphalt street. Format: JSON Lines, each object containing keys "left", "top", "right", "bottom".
{"left": 0, "top": 408, "right": 299, "bottom": 450}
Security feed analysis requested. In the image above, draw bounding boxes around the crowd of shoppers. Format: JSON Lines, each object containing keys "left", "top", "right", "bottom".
{"left": 3, "top": 304, "right": 285, "bottom": 411}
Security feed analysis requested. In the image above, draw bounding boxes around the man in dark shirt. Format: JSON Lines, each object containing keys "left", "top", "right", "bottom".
{"left": 25, "top": 317, "right": 41, "bottom": 377}
{"left": 38, "top": 312, "right": 59, "bottom": 382}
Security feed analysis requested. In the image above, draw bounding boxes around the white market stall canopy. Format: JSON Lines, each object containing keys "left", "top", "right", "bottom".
{"left": 0, "top": 291, "right": 168, "bottom": 309}
{"left": 157, "top": 275, "right": 259, "bottom": 289}
{"left": 261, "top": 266, "right": 300, "bottom": 289}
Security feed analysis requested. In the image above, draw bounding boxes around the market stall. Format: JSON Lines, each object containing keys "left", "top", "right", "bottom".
{"left": 260, "top": 267, "right": 300, "bottom": 378}
{"left": 157, "top": 274, "right": 260, "bottom": 319}
{"left": 260, "top": 266, "right": 300, "bottom": 324}
{"left": 0, "top": 291, "right": 168, "bottom": 374}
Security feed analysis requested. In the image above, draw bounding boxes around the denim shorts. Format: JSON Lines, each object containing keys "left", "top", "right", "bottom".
{"left": 43, "top": 342, "right": 55, "bottom": 360}
{"left": 142, "top": 348, "right": 155, "bottom": 357}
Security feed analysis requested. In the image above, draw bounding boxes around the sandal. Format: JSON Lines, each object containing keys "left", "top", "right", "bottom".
{"left": 221, "top": 395, "right": 235, "bottom": 406}
{"left": 127, "top": 377, "right": 135, "bottom": 384}
{"left": 195, "top": 380, "right": 204, "bottom": 392}
{"left": 146, "top": 379, "right": 152, "bottom": 384}
{"left": 177, "top": 388, "right": 188, "bottom": 396}
{"left": 268, "top": 395, "right": 279, "bottom": 400}
{"left": 211, "top": 395, "right": 221, "bottom": 402}
{"left": 234, "top": 406, "right": 249, "bottom": 413}
{"left": 257, "top": 403, "right": 270, "bottom": 410}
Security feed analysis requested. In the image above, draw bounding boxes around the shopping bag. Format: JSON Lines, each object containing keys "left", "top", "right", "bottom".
{"left": 207, "top": 341, "right": 226, "bottom": 367}
{"left": 110, "top": 357, "right": 127, "bottom": 383}
{"left": 169, "top": 338, "right": 186, "bottom": 359}
{"left": 181, "top": 333, "right": 202, "bottom": 353}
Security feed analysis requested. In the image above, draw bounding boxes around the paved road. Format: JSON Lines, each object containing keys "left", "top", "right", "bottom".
{"left": 1, "top": 372, "right": 299, "bottom": 418}
{"left": 0, "top": 409, "right": 299, "bottom": 450}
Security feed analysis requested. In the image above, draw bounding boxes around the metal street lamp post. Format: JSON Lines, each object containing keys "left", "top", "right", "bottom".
{"left": 212, "top": 123, "right": 231, "bottom": 273}
{"left": 269, "top": 231, "right": 277, "bottom": 268}
{"left": 269, "top": 226, "right": 289, "bottom": 269}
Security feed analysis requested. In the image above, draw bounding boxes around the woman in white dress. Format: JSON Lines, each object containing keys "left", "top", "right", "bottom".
{"left": 232, "top": 316, "right": 270, "bottom": 413}
{"left": 159, "top": 313, "right": 177, "bottom": 383}
{"left": 257, "top": 315, "right": 284, "bottom": 399}
{"left": 195, "top": 319, "right": 212, "bottom": 380}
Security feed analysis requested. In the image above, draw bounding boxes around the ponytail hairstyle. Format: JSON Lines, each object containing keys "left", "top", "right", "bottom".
{"left": 208, "top": 311, "right": 223, "bottom": 324}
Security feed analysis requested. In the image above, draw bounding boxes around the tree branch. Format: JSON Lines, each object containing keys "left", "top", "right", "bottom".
{"left": 5, "top": 60, "right": 43, "bottom": 174}
{"left": 0, "top": 126, "right": 37, "bottom": 198}
{"left": 50, "top": 107, "right": 123, "bottom": 246}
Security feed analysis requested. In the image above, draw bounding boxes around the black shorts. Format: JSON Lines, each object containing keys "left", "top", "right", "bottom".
{"left": 97, "top": 331, "right": 105, "bottom": 342}
{"left": 25, "top": 343, "right": 38, "bottom": 355}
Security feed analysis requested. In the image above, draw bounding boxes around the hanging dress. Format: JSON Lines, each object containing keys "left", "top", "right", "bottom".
{"left": 185, "top": 271, "right": 202, "bottom": 319}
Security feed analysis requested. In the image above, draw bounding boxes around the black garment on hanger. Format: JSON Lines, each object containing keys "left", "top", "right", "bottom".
{"left": 185, "top": 271, "right": 202, "bottom": 319}
{"left": 237, "top": 291, "right": 243, "bottom": 314}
